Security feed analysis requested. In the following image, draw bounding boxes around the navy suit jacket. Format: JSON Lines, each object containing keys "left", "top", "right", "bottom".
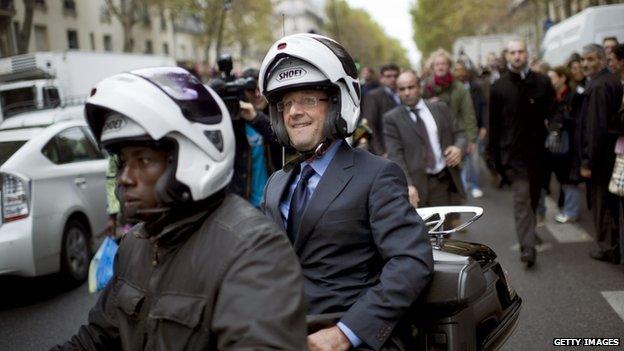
{"left": 261, "top": 141, "right": 433, "bottom": 350}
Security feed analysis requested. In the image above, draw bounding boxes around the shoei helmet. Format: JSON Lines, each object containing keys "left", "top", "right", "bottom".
{"left": 258, "top": 33, "right": 361, "bottom": 147}
{"left": 85, "top": 67, "right": 234, "bottom": 204}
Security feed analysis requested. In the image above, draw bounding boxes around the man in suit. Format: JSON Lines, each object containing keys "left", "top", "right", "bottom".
{"left": 258, "top": 33, "right": 433, "bottom": 351}
{"left": 384, "top": 70, "right": 466, "bottom": 208}
{"left": 360, "top": 63, "right": 401, "bottom": 155}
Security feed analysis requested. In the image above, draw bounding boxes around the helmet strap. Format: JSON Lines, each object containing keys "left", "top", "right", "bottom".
{"left": 283, "top": 138, "right": 333, "bottom": 172}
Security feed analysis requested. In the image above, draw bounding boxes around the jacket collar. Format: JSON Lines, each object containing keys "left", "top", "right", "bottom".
{"left": 134, "top": 191, "right": 225, "bottom": 246}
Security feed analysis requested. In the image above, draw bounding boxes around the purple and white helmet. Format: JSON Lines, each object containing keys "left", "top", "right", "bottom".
{"left": 85, "top": 67, "right": 234, "bottom": 203}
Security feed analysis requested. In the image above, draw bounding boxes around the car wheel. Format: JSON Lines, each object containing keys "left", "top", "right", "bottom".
{"left": 61, "top": 219, "right": 91, "bottom": 284}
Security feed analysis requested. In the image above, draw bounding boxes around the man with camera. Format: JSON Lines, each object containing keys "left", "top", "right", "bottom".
{"left": 212, "top": 65, "right": 282, "bottom": 207}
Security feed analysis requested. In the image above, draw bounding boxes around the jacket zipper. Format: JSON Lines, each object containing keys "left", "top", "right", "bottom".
{"left": 152, "top": 242, "right": 159, "bottom": 266}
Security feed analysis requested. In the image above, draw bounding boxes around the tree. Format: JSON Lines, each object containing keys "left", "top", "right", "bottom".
{"left": 411, "top": 0, "right": 510, "bottom": 59}
{"left": 105, "top": 0, "right": 148, "bottom": 52}
{"left": 324, "top": 0, "right": 410, "bottom": 69}
{"left": 167, "top": 0, "right": 274, "bottom": 65}
{"left": 16, "top": 0, "right": 35, "bottom": 54}
{"left": 224, "top": 0, "right": 274, "bottom": 62}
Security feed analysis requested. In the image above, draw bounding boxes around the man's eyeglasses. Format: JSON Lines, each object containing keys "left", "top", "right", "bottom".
{"left": 277, "top": 96, "right": 329, "bottom": 112}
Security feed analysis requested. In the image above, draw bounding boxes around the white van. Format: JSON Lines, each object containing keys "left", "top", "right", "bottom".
{"left": 453, "top": 34, "right": 516, "bottom": 67}
{"left": 541, "top": 4, "right": 624, "bottom": 66}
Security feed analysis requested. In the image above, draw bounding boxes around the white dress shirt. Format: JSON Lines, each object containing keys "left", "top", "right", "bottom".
{"left": 407, "top": 99, "right": 446, "bottom": 174}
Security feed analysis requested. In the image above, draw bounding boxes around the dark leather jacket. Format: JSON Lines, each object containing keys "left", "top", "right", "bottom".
{"left": 53, "top": 193, "right": 306, "bottom": 350}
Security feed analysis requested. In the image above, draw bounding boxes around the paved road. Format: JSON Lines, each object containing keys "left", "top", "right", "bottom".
{"left": 0, "top": 275, "right": 99, "bottom": 350}
{"left": 463, "top": 182, "right": 624, "bottom": 350}
{"left": 0, "top": 183, "right": 623, "bottom": 350}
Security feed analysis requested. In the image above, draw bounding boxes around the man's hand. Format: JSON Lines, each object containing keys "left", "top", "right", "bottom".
{"left": 444, "top": 146, "right": 462, "bottom": 167}
{"left": 478, "top": 127, "right": 487, "bottom": 141}
{"left": 239, "top": 101, "right": 257, "bottom": 121}
{"left": 307, "top": 326, "right": 351, "bottom": 351}
{"left": 580, "top": 167, "right": 592, "bottom": 178}
{"left": 408, "top": 185, "right": 420, "bottom": 208}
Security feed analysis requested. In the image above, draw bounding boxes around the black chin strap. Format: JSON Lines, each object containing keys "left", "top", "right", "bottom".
{"left": 135, "top": 207, "right": 171, "bottom": 215}
{"left": 283, "top": 139, "right": 332, "bottom": 172}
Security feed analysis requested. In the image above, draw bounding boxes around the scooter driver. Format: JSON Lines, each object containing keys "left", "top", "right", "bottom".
{"left": 259, "top": 34, "right": 434, "bottom": 351}
{"left": 53, "top": 67, "right": 306, "bottom": 350}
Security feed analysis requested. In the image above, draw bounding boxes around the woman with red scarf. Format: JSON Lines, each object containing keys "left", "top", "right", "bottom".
{"left": 423, "top": 50, "right": 477, "bottom": 142}
{"left": 423, "top": 49, "right": 478, "bottom": 202}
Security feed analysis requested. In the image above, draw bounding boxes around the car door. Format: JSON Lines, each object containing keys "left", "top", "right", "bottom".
{"left": 34, "top": 126, "right": 107, "bottom": 265}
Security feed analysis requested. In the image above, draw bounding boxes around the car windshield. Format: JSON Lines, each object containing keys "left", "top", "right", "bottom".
{"left": 0, "top": 87, "right": 37, "bottom": 118}
{"left": 0, "top": 140, "right": 27, "bottom": 165}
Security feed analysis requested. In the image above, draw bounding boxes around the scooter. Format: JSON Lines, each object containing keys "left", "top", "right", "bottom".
{"left": 307, "top": 206, "right": 522, "bottom": 351}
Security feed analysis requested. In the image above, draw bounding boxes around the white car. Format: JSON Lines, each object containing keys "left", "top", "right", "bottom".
{"left": 0, "top": 115, "right": 107, "bottom": 283}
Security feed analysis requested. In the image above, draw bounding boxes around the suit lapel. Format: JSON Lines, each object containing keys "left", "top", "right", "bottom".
{"left": 293, "top": 142, "right": 354, "bottom": 253}
{"left": 267, "top": 169, "right": 295, "bottom": 231}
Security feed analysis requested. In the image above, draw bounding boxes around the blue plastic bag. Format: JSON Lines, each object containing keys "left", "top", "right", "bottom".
{"left": 88, "top": 237, "right": 118, "bottom": 293}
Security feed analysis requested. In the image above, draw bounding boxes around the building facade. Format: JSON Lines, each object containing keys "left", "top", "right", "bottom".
{"left": 274, "top": 0, "right": 325, "bottom": 37}
{"left": 1, "top": 0, "right": 326, "bottom": 74}
{"left": 1, "top": 0, "right": 205, "bottom": 65}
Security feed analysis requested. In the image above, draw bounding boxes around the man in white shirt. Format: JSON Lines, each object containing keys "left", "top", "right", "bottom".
{"left": 384, "top": 70, "right": 466, "bottom": 208}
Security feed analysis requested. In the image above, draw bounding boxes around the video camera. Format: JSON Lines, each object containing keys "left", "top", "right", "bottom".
{"left": 209, "top": 54, "right": 257, "bottom": 118}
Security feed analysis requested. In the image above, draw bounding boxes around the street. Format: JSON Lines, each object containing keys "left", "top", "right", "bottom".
{"left": 0, "top": 181, "right": 623, "bottom": 350}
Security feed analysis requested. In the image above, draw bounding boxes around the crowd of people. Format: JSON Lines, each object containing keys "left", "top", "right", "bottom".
{"left": 355, "top": 37, "right": 624, "bottom": 267}
{"left": 199, "top": 37, "right": 624, "bottom": 269}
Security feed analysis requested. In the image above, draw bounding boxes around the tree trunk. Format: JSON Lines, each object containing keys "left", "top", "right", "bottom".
{"left": 17, "top": 0, "right": 35, "bottom": 54}
{"left": 215, "top": 6, "right": 226, "bottom": 56}
{"left": 123, "top": 19, "right": 133, "bottom": 52}
{"left": 105, "top": 0, "right": 138, "bottom": 53}
{"left": 564, "top": 0, "right": 572, "bottom": 18}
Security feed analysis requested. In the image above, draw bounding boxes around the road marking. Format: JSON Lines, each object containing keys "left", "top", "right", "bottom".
{"left": 510, "top": 242, "right": 553, "bottom": 253}
{"left": 601, "top": 291, "right": 624, "bottom": 323}
{"left": 543, "top": 196, "right": 593, "bottom": 243}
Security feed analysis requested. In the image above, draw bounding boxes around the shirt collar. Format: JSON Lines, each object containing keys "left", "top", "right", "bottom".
{"left": 405, "top": 99, "right": 427, "bottom": 114}
{"left": 507, "top": 63, "right": 531, "bottom": 79}
{"left": 302, "top": 140, "right": 342, "bottom": 177}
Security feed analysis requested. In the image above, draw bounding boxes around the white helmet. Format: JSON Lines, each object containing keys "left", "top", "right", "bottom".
{"left": 258, "top": 33, "right": 361, "bottom": 147}
{"left": 85, "top": 67, "right": 234, "bottom": 205}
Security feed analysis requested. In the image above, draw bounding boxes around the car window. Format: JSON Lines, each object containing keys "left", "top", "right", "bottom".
{"left": 0, "top": 87, "right": 37, "bottom": 117}
{"left": 42, "top": 127, "right": 105, "bottom": 164}
{"left": 43, "top": 87, "right": 60, "bottom": 108}
{"left": 0, "top": 140, "right": 27, "bottom": 165}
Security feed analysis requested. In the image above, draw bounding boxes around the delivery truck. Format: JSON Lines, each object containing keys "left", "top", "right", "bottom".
{"left": 0, "top": 51, "right": 176, "bottom": 122}
{"left": 453, "top": 34, "right": 516, "bottom": 68}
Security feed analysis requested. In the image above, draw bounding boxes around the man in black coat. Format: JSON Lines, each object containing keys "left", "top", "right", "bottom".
{"left": 360, "top": 63, "right": 401, "bottom": 155}
{"left": 488, "top": 39, "right": 555, "bottom": 268}
{"left": 578, "top": 44, "right": 624, "bottom": 263}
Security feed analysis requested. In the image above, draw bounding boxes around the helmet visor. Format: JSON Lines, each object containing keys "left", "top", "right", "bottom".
{"left": 132, "top": 67, "right": 223, "bottom": 125}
